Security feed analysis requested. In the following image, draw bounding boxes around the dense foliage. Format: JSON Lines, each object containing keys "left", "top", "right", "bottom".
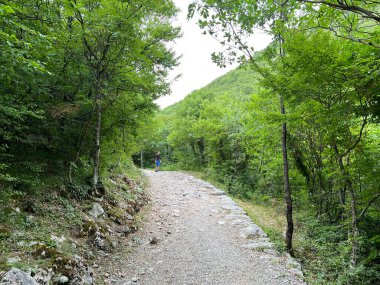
{"left": 141, "top": 3, "right": 380, "bottom": 282}
{"left": 0, "top": 0, "right": 180, "bottom": 193}
{"left": 1, "top": 0, "right": 379, "bottom": 283}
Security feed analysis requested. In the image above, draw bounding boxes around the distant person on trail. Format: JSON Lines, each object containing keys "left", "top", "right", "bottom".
{"left": 155, "top": 151, "right": 161, "bottom": 172}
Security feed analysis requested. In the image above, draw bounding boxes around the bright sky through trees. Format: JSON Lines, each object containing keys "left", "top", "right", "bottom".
{"left": 155, "top": 0, "right": 272, "bottom": 108}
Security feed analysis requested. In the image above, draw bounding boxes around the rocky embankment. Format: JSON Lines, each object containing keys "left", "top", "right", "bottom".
{"left": 1, "top": 175, "right": 147, "bottom": 285}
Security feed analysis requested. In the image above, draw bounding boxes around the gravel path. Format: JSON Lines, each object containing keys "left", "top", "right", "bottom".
{"left": 118, "top": 171, "right": 306, "bottom": 285}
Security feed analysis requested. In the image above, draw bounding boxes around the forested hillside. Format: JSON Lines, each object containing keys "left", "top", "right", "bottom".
{"left": 141, "top": 2, "right": 380, "bottom": 282}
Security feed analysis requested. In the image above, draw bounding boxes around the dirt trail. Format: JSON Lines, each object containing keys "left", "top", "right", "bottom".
{"left": 116, "top": 171, "right": 306, "bottom": 285}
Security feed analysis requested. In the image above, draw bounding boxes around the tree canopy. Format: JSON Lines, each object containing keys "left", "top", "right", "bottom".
{"left": 0, "top": 0, "right": 180, "bottom": 191}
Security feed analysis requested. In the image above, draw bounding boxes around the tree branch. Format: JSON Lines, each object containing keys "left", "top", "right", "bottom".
{"left": 358, "top": 193, "right": 380, "bottom": 222}
{"left": 341, "top": 115, "right": 368, "bottom": 157}
{"left": 298, "top": 0, "right": 380, "bottom": 23}
{"left": 316, "top": 25, "right": 380, "bottom": 48}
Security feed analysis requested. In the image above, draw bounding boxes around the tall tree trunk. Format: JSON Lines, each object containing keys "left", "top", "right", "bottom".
{"left": 278, "top": 26, "right": 294, "bottom": 255}
{"left": 92, "top": 100, "right": 101, "bottom": 191}
{"left": 280, "top": 96, "right": 294, "bottom": 256}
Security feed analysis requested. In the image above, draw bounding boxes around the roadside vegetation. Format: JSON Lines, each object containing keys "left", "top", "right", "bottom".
{"left": 139, "top": 32, "right": 380, "bottom": 284}
{"left": 139, "top": 1, "right": 379, "bottom": 283}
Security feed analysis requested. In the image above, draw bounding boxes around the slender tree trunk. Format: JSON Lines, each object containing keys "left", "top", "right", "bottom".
{"left": 68, "top": 103, "right": 96, "bottom": 184}
{"left": 190, "top": 142, "right": 197, "bottom": 160}
{"left": 280, "top": 96, "right": 294, "bottom": 256}
{"left": 197, "top": 138, "right": 205, "bottom": 166}
{"left": 338, "top": 184, "right": 347, "bottom": 221}
{"left": 140, "top": 149, "right": 143, "bottom": 169}
{"left": 333, "top": 144, "right": 358, "bottom": 266}
{"left": 219, "top": 139, "right": 226, "bottom": 162}
{"left": 117, "top": 125, "right": 125, "bottom": 167}
{"left": 165, "top": 143, "right": 170, "bottom": 162}
{"left": 347, "top": 177, "right": 359, "bottom": 267}
{"left": 278, "top": 29, "right": 294, "bottom": 256}
{"left": 92, "top": 100, "right": 101, "bottom": 191}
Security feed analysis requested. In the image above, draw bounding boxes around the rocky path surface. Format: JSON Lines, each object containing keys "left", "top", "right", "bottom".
{"left": 118, "top": 171, "right": 306, "bottom": 285}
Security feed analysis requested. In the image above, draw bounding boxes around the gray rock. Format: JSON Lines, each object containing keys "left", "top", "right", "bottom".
{"left": 263, "top": 248, "right": 278, "bottom": 256}
{"left": 53, "top": 275, "right": 69, "bottom": 283}
{"left": 150, "top": 237, "right": 159, "bottom": 245}
{"left": 88, "top": 203, "right": 104, "bottom": 219}
{"left": 84, "top": 273, "right": 94, "bottom": 285}
{"left": 225, "top": 213, "right": 250, "bottom": 221}
{"left": 231, "top": 209, "right": 246, "bottom": 215}
{"left": 94, "top": 232, "right": 106, "bottom": 249}
{"left": 221, "top": 204, "right": 237, "bottom": 210}
{"left": 6, "top": 257, "right": 20, "bottom": 264}
{"left": 25, "top": 215, "right": 35, "bottom": 224}
{"left": 125, "top": 213, "right": 134, "bottom": 221}
{"left": 33, "top": 268, "right": 53, "bottom": 284}
{"left": 231, "top": 218, "right": 251, "bottom": 226}
{"left": 240, "top": 225, "right": 267, "bottom": 239}
{"left": 70, "top": 264, "right": 94, "bottom": 285}
{"left": 2, "top": 268, "right": 38, "bottom": 285}
{"left": 122, "top": 226, "right": 131, "bottom": 235}
{"left": 210, "top": 190, "right": 225, "bottom": 196}
{"left": 242, "top": 241, "right": 273, "bottom": 251}
{"left": 220, "top": 196, "right": 234, "bottom": 203}
{"left": 285, "top": 254, "right": 304, "bottom": 277}
{"left": 50, "top": 235, "right": 66, "bottom": 244}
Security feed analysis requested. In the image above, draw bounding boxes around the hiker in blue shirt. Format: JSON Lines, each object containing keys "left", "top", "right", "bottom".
{"left": 155, "top": 151, "right": 161, "bottom": 172}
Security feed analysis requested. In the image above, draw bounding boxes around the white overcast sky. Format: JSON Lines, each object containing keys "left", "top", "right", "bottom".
{"left": 155, "top": 0, "right": 273, "bottom": 109}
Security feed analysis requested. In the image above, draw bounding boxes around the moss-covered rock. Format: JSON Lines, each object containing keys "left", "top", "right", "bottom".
{"left": 79, "top": 219, "right": 103, "bottom": 238}
{"left": 53, "top": 255, "right": 78, "bottom": 277}
{"left": 32, "top": 244, "right": 61, "bottom": 259}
